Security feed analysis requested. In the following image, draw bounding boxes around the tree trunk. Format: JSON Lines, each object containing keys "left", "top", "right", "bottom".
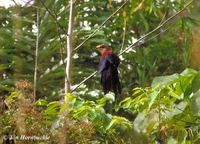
{"left": 190, "top": 1, "right": 200, "bottom": 70}
{"left": 34, "top": 8, "right": 39, "bottom": 102}
{"left": 190, "top": 29, "right": 200, "bottom": 70}
{"left": 65, "top": 0, "right": 75, "bottom": 94}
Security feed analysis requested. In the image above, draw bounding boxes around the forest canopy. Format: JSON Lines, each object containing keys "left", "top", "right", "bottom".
{"left": 0, "top": 0, "right": 200, "bottom": 143}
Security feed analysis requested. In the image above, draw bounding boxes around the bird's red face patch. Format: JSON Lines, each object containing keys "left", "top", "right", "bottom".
{"left": 99, "top": 47, "right": 112, "bottom": 58}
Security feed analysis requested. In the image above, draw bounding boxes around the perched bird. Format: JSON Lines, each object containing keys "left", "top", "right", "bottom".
{"left": 97, "top": 44, "right": 121, "bottom": 95}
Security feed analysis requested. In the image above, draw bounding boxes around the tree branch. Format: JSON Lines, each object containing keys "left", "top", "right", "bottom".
{"left": 71, "top": 0, "right": 194, "bottom": 92}
{"left": 52, "top": 5, "right": 66, "bottom": 65}
{"left": 65, "top": 0, "right": 75, "bottom": 94}
{"left": 38, "top": 0, "right": 67, "bottom": 34}
{"left": 41, "top": 0, "right": 129, "bottom": 76}
{"left": 38, "top": 0, "right": 67, "bottom": 64}
{"left": 71, "top": 71, "right": 98, "bottom": 92}
{"left": 120, "top": 18, "right": 127, "bottom": 52}
{"left": 34, "top": 8, "right": 39, "bottom": 102}
{"left": 73, "top": 0, "right": 129, "bottom": 51}
{"left": 119, "top": 0, "right": 193, "bottom": 56}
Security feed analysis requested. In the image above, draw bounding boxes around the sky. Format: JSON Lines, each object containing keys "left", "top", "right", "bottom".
{"left": 0, "top": 0, "right": 27, "bottom": 8}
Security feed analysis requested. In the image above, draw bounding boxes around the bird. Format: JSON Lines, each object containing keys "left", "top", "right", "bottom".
{"left": 97, "top": 44, "right": 121, "bottom": 95}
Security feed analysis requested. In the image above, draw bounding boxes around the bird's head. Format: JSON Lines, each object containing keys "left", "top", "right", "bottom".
{"left": 96, "top": 44, "right": 112, "bottom": 58}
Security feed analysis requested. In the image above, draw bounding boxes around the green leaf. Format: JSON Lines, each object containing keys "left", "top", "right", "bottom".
{"left": 44, "top": 101, "right": 61, "bottom": 121}
{"left": 191, "top": 72, "right": 200, "bottom": 93}
{"left": 106, "top": 116, "right": 132, "bottom": 130}
{"left": 35, "top": 99, "right": 48, "bottom": 107}
{"left": 167, "top": 137, "right": 178, "bottom": 144}
{"left": 139, "top": 13, "right": 149, "bottom": 32}
{"left": 191, "top": 89, "right": 200, "bottom": 116}
{"left": 148, "top": 90, "right": 160, "bottom": 110}
{"left": 90, "top": 38, "right": 108, "bottom": 44}
{"left": 180, "top": 68, "right": 197, "bottom": 76}
{"left": 97, "top": 94, "right": 114, "bottom": 107}
{"left": 151, "top": 73, "right": 180, "bottom": 88}
{"left": 0, "top": 85, "right": 12, "bottom": 91}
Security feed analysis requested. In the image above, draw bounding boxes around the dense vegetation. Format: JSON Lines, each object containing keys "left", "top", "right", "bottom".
{"left": 0, "top": 0, "right": 200, "bottom": 143}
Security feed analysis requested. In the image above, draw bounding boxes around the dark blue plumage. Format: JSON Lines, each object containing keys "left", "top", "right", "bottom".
{"left": 98, "top": 54, "right": 121, "bottom": 95}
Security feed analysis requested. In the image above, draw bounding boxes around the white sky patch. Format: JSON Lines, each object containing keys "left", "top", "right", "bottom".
{"left": 0, "top": 0, "right": 29, "bottom": 8}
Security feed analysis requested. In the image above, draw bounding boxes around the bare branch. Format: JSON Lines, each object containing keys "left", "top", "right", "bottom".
{"left": 34, "top": 8, "right": 39, "bottom": 102}
{"left": 38, "top": 0, "right": 67, "bottom": 34}
{"left": 23, "top": 0, "right": 33, "bottom": 7}
{"left": 38, "top": 0, "right": 66, "bottom": 64}
{"left": 41, "top": 0, "right": 129, "bottom": 75}
{"left": 11, "top": 0, "right": 18, "bottom": 5}
{"left": 71, "top": 71, "right": 98, "bottom": 92}
{"left": 71, "top": 0, "right": 194, "bottom": 92}
{"left": 52, "top": 5, "right": 66, "bottom": 64}
{"left": 120, "top": 18, "right": 127, "bottom": 52}
{"left": 73, "top": 0, "right": 129, "bottom": 51}
{"left": 119, "top": 0, "right": 193, "bottom": 56}
{"left": 65, "top": 0, "right": 75, "bottom": 94}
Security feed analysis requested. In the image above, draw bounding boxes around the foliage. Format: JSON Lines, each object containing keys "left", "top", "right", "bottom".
{"left": 119, "top": 68, "right": 200, "bottom": 143}
{"left": 0, "top": 0, "right": 197, "bottom": 99}
{"left": 1, "top": 68, "right": 200, "bottom": 143}
{"left": 0, "top": 0, "right": 200, "bottom": 143}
